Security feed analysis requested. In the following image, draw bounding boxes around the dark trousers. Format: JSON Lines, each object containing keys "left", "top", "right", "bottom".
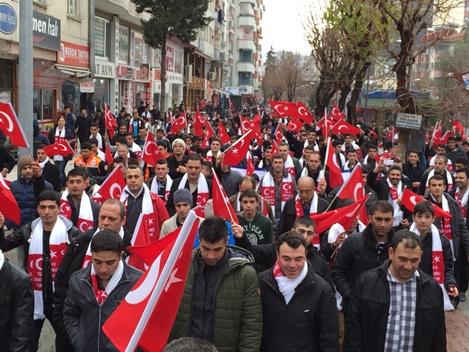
{"left": 458, "top": 246, "right": 469, "bottom": 292}
{"left": 32, "top": 302, "right": 58, "bottom": 352}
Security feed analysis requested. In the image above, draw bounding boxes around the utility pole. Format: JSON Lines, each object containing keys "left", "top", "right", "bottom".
{"left": 18, "top": 0, "right": 33, "bottom": 159}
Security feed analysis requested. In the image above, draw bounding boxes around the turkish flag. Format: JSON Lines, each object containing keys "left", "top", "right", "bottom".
{"left": 401, "top": 188, "right": 452, "bottom": 219}
{"left": 296, "top": 101, "right": 314, "bottom": 124}
{"left": 142, "top": 132, "right": 165, "bottom": 167}
{"left": 268, "top": 100, "right": 297, "bottom": 117}
{"left": 0, "top": 102, "right": 29, "bottom": 148}
{"left": 217, "top": 122, "right": 230, "bottom": 145}
{"left": 316, "top": 114, "right": 334, "bottom": 139}
{"left": 193, "top": 107, "right": 206, "bottom": 136}
{"left": 223, "top": 130, "right": 252, "bottom": 166}
{"left": 335, "top": 164, "right": 368, "bottom": 225}
{"left": 239, "top": 116, "right": 251, "bottom": 134}
{"left": 324, "top": 138, "right": 343, "bottom": 189}
{"left": 43, "top": 140, "right": 75, "bottom": 157}
{"left": 228, "top": 97, "right": 235, "bottom": 111}
{"left": 250, "top": 114, "right": 261, "bottom": 133}
{"left": 92, "top": 166, "right": 126, "bottom": 203}
{"left": 212, "top": 169, "right": 238, "bottom": 223}
{"left": 287, "top": 117, "right": 303, "bottom": 132}
{"left": 170, "top": 112, "right": 187, "bottom": 134}
{"left": 0, "top": 173, "right": 20, "bottom": 225}
{"left": 312, "top": 194, "right": 369, "bottom": 234}
{"left": 105, "top": 103, "right": 117, "bottom": 139}
{"left": 450, "top": 119, "right": 464, "bottom": 137}
{"left": 332, "top": 118, "right": 362, "bottom": 136}
{"left": 274, "top": 124, "right": 283, "bottom": 142}
{"left": 271, "top": 139, "right": 279, "bottom": 156}
{"left": 102, "top": 212, "right": 200, "bottom": 352}
{"left": 105, "top": 146, "right": 113, "bottom": 165}
{"left": 127, "top": 214, "right": 152, "bottom": 271}
{"left": 246, "top": 152, "right": 254, "bottom": 176}
{"left": 330, "top": 102, "right": 344, "bottom": 121}
{"left": 434, "top": 130, "right": 450, "bottom": 146}
{"left": 202, "top": 121, "right": 216, "bottom": 148}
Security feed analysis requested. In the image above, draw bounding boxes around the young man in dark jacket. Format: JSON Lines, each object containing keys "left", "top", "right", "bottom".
{"left": 0, "top": 250, "right": 34, "bottom": 352}
{"left": 63, "top": 229, "right": 142, "bottom": 352}
{"left": 258, "top": 231, "right": 338, "bottom": 352}
{"left": 344, "top": 230, "right": 446, "bottom": 352}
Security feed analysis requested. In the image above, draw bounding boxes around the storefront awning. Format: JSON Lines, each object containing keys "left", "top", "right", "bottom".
{"left": 213, "top": 88, "right": 231, "bottom": 97}
{"left": 33, "top": 62, "right": 92, "bottom": 89}
{"left": 55, "top": 64, "right": 92, "bottom": 82}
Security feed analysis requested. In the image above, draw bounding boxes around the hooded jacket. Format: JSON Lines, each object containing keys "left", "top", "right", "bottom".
{"left": 169, "top": 245, "right": 262, "bottom": 352}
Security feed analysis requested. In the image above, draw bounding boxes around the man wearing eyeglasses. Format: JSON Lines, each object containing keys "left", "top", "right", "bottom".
{"left": 277, "top": 176, "right": 329, "bottom": 238}
{"left": 233, "top": 215, "right": 334, "bottom": 290}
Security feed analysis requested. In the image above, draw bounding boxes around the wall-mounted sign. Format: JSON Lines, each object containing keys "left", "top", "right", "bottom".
{"left": 0, "top": 2, "right": 17, "bottom": 34}
{"left": 57, "top": 41, "right": 89, "bottom": 68}
{"left": 95, "top": 60, "right": 115, "bottom": 78}
{"left": 33, "top": 10, "right": 60, "bottom": 51}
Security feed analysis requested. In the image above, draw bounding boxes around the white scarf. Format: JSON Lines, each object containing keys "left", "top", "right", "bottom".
{"left": 430, "top": 194, "right": 455, "bottom": 259}
{"left": 259, "top": 172, "right": 294, "bottom": 212}
{"left": 28, "top": 218, "right": 68, "bottom": 320}
{"left": 454, "top": 187, "right": 468, "bottom": 221}
{"left": 150, "top": 175, "right": 173, "bottom": 204}
{"left": 341, "top": 141, "right": 359, "bottom": 152}
{"left": 90, "top": 259, "right": 124, "bottom": 302}
{"left": 91, "top": 133, "right": 103, "bottom": 149}
{"left": 82, "top": 227, "right": 125, "bottom": 269}
{"left": 409, "top": 223, "right": 454, "bottom": 311}
{"left": 274, "top": 260, "right": 308, "bottom": 304}
{"left": 120, "top": 183, "right": 158, "bottom": 240}
{"left": 426, "top": 168, "right": 453, "bottom": 191}
{"left": 38, "top": 157, "right": 50, "bottom": 169}
{"left": 386, "top": 178, "right": 404, "bottom": 226}
{"left": 178, "top": 172, "right": 209, "bottom": 211}
{"left": 333, "top": 153, "right": 345, "bottom": 168}
{"left": 54, "top": 128, "right": 66, "bottom": 161}
{"left": 0, "top": 250, "right": 4, "bottom": 270}
{"left": 284, "top": 155, "right": 296, "bottom": 178}
{"left": 362, "top": 155, "right": 374, "bottom": 166}
{"left": 60, "top": 191, "right": 95, "bottom": 233}
{"left": 304, "top": 140, "right": 319, "bottom": 154}
{"left": 430, "top": 155, "right": 453, "bottom": 172}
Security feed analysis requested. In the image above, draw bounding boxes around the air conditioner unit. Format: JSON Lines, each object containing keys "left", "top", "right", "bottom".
{"left": 209, "top": 72, "right": 217, "bottom": 81}
{"left": 185, "top": 65, "right": 193, "bottom": 82}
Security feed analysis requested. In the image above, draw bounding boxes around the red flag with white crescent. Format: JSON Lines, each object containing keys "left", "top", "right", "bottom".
{"left": 268, "top": 100, "right": 298, "bottom": 117}
{"left": 0, "top": 173, "right": 20, "bottom": 225}
{"left": 92, "top": 166, "right": 126, "bottom": 202}
{"left": 193, "top": 107, "right": 206, "bottom": 136}
{"left": 127, "top": 214, "right": 152, "bottom": 271}
{"left": 223, "top": 129, "right": 252, "bottom": 166}
{"left": 43, "top": 140, "right": 75, "bottom": 157}
{"left": 330, "top": 102, "right": 344, "bottom": 121}
{"left": 212, "top": 169, "right": 238, "bottom": 223}
{"left": 102, "top": 212, "right": 200, "bottom": 352}
{"left": 401, "top": 188, "right": 452, "bottom": 219}
{"left": 105, "top": 103, "right": 117, "bottom": 139}
{"left": 296, "top": 101, "right": 314, "bottom": 124}
{"left": 0, "top": 102, "right": 29, "bottom": 148}
{"left": 217, "top": 122, "right": 231, "bottom": 145}
{"left": 246, "top": 152, "right": 254, "bottom": 176}
{"left": 332, "top": 118, "right": 362, "bottom": 136}
{"left": 142, "top": 132, "right": 165, "bottom": 167}
{"left": 170, "top": 112, "right": 187, "bottom": 134}
{"left": 287, "top": 117, "right": 303, "bottom": 132}
{"left": 324, "top": 137, "right": 343, "bottom": 189}
{"left": 105, "top": 146, "right": 113, "bottom": 165}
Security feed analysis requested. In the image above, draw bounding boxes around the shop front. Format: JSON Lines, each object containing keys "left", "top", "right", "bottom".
{"left": 94, "top": 59, "right": 116, "bottom": 114}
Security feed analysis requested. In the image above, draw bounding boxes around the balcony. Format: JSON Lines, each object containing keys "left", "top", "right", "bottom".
{"left": 95, "top": 0, "right": 149, "bottom": 25}
{"left": 237, "top": 61, "right": 255, "bottom": 73}
{"left": 240, "top": 0, "right": 256, "bottom": 5}
{"left": 238, "top": 39, "right": 256, "bottom": 51}
{"left": 238, "top": 15, "right": 256, "bottom": 28}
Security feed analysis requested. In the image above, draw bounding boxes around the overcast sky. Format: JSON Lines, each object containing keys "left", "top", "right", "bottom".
{"left": 260, "top": 0, "right": 322, "bottom": 56}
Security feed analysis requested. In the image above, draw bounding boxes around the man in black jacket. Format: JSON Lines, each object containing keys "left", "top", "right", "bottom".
{"left": 332, "top": 200, "right": 396, "bottom": 311}
{"left": 37, "top": 143, "right": 61, "bottom": 192}
{"left": 258, "top": 231, "right": 338, "bottom": 352}
{"left": 235, "top": 215, "right": 334, "bottom": 290}
{"left": 344, "top": 230, "right": 446, "bottom": 352}
{"left": 0, "top": 190, "right": 80, "bottom": 352}
{"left": 53, "top": 198, "right": 132, "bottom": 351}
{"left": 0, "top": 250, "right": 34, "bottom": 352}
{"left": 0, "top": 145, "right": 16, "bottom": 178}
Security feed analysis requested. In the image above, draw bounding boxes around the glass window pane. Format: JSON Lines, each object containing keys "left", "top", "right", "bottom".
{"left": 33, "top": 89, "right": 41, "bottom": 121}
{"left": 42, "top": 90, "right": 54, "bottom": 121}
{"left": 95, "top": 18, "right": 105, "bottom": 57}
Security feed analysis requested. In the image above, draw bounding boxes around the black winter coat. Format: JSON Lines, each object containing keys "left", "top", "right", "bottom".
{"left": 258, "top": 262, "right": 338, "bottom": 352}
{"left": 344, "top": 260, "right": 446, "bottom": 352}
{"left": 166, "top": 175, "right": 212, "bottom": 216}
{"left": 331, "top": 224, "right": 396, "bottom": 302}
{"left": 0, "top": 259, "right": 34, "bottom": 352}
{"left": 235, "top": 233, "right": 334, "bottom": 290}
{"left": 0, "top": 146, "right": 16, "bottom": 173}
{"left": 53, "top": 226, "right": 133, "bottom": 347}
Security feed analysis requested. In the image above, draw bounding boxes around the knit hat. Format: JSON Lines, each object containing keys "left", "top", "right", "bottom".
{"left": 172, "top": 138, "right": 186, "bottom": 149}
{"left": 173, "top": 188, "right": 193, "bottom": 206}
{"left": 18, "top": 156, "right": 33, "bottom": 171}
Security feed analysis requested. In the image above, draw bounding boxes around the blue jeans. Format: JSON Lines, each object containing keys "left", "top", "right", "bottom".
{"left": 54, "top": 159, "right": 67, "bottom": 188}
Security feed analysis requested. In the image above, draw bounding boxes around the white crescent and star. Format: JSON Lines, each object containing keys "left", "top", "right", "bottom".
{"left": 126, "top": 254, "right": 162, "bottom": 305}
{"left": 110, "top": 184, "right": 123, "bottom": 199}
{"left": 144, "top": 141, "right": 158, "bottom": 156}
{"left": 0, "top": 111, "right": 14, "bottom": 132}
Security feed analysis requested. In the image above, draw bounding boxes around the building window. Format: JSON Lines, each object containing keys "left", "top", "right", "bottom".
{"left": 238, "top": 72, "right": 252, "bottom": 85}
{"left": 239, "top": 50, "right": 252, "bottom": 62}
{"left": 118, "top": 26, "right": 129, "bottom": 64}
{"left": 68, "top": 0, "right": 79, "bottom": 17}
{"left": 33, "top": 89, "right": 54, "bottom": 122}
{"left": 95, "top": 17, "right": 111, "bottom": 59}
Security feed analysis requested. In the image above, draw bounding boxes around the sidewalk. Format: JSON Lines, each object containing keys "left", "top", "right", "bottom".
{"left": 448, "top": 300, "right": 469, "bottom": 351}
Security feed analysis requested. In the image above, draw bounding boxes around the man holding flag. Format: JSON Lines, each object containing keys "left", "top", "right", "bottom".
{"left": 169, "top": 216, "right": 262, "bottom": 351}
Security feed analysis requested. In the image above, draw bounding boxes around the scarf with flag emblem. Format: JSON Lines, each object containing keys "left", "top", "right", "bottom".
{"left": 273, "top": 259, "right": 308, "bottom": 304}
{"left": 54, "top": 128, "right": 66, "bottom": 161}
{"left": 178, "top": 172, "right": 209, "bottom": 217}
{"left": 150, "top": 175, "right": 173, "bottom": 204}
{"left": 454, "top": 187, "right": 468, "bottom": 220}
{"left": 91, "top": 259, "right": 124, "bottom": 305}
{"left": 28, "top": 217, "right": 68, "bottom": 319}
{"left": 294, "top": 193, "right": 319, "bottom": 247}
{"left": 386, "top": 178, "right": 404, "bottom": 226}
{"left": 409, "top": 223, "right": 454, "bottom": 311}
{"left": 234, "top": 192, "right": 269, "bottom": 217}
{"left": 426, "top": 168, "right": 453, "bottom": 191}
{"left": 433, "top": 194, "right": 454, "bottom": 259}
{"left": 259, "top": 172, "right": 294, "bottom": 212}
{"left": 120, "top": 184, "right": 159, "bottom": 241}
{"left": 284, "top": 155, "right": 296, "bottom": 178}
{"left": 82, "top": 227, "right": 125, "bottom": 269}
{"left": 60, "top": 191, "right": 94, "bottom": 233}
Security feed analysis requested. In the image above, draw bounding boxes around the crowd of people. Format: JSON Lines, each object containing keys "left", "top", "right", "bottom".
{"left": 0, "top": 101, "right": 466, "bottom": 351}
